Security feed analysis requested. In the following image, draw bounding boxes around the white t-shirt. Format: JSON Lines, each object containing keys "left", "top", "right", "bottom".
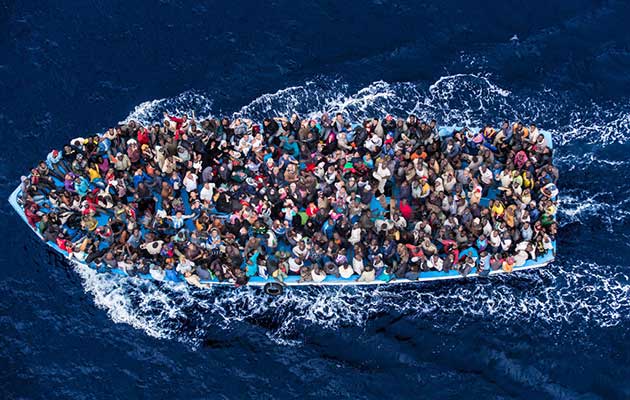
{"left": 288, "top": 258, "right": 303, "bottom": 273}
{"left": 339, "top": 264, "right": 354, "bottom": 279}
{"left": 183, "top": 174, "right": 198, "bottom": 192}
{"left": 312, "top": 269, "right": 326, "bottom": 283}
{"left": 150, "top": 267, "right": 165, "bottom": 281}
{"left": 480, "top": 168, "right": 493, "bottom": 185}
{"left": 200, "top": 183, "right": 216, "bottom": 202}
{"left": 176, "top": 259, "right": 195, "bottom": 274}
{"left": 352, "top": 256, "right": 364, "bottom": 275}
{"left": 142, "top": 240, "right": 164, "bottom": 255}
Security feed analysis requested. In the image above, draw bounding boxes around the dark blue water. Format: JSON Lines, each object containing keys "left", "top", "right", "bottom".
{"left": 1, "top": 1, "right": 629, "bottom": 399}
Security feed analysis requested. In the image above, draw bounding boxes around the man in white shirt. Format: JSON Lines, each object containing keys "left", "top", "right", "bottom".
{"left": 176, "top": 257, "right": 195, "bottom": 275}
{"left": 200, "top": 182, "right": 216, "bottom": 203}
{"left": 183, "top": 171, "right": 198, "bottom": 192}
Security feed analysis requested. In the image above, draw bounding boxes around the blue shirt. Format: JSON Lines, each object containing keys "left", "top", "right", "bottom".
{"left": 46, "top": 151, "right": 62, "bottom": 169}
{"left": 165, "top": 269, "right": 180, "bottom": 282}
{"left": 133, "top": 172, "right": 149, "bottom": 188}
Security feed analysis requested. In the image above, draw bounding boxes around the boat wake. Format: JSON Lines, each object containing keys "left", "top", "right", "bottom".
{"left": 73, "top": 256, "right": 629, "bottom": 347}
{"left": 66, "top": 73, "right": 630, "bottom": 345}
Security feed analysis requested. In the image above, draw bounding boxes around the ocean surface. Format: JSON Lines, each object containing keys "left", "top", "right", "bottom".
{"left": 1, "top": 1, "right": 629, "bottom": 399}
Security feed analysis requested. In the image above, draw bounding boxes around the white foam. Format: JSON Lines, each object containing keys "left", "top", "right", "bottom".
{"left": 554, "top": 152, "right": 630, "bottom": 171}
{"left": 74, "top": 261, "right": 186, "bottom": 340}
{"left": 558, "top": 190, "right": 630, "bottom": 231}
{"left": 555, "top": 106, "right": 630, "bottom": 146}
{"left": 113, "top": 74, "right": 630, "bottom": 150}
{"left": 121, "top": 91, "right": 215, "bottom": 126}
{"left": 72, "top": 253, "right": 629, "bottom": 347}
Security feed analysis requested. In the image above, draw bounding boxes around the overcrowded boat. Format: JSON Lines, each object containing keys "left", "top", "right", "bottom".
{"left": 10, "top": 112, "right": 558, "bottom": 294}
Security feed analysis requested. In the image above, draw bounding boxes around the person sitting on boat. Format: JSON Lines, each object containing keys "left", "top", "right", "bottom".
{"left": 357, "top": 264, "right": 375, "bottom": 282}
{"left": 478, "top": 251, "right": 491, "bottom": 276}
{"left": 292, "top": 240, "right": 309, "bottom": 260}
{"left": 311, "top": 266, "right": 327, "bottom": 283}
{"left": 460, "top": 256, "right": 476, "bottom": 277}
{"left": 184, "top": 270, "right": 209, "bottom": 289}
{"left": 338, "top": 262, "right": 354, "bottom": 279}
{"left": 298, "top": 265, "right": 313, "bottom": 283}
{"left": 367, "top": 253, "right": 384, "bottom": 275}
{"left": 287, "top": 255, "right": 303, "bottom": 275}
{"left": 45, "top": 149, "right": 65, "bottom": 179}
{"left": 427, "top": 253, "right": 443, "bottom": 272}
{"left": 207, "top": 228, "right": 222, "bottom": 256}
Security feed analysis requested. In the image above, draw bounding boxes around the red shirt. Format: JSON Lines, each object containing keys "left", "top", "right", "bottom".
{"left": 306, "top": 203, "right": 319, "bottom": 217}
{"left": 56, "top": 237, "right": 69, "bottom": 252}
{"left": 168, "top": 115, "right": 185, "bottom": 129}
{"left": 399, "top": 202, "right": 412, "bottom": 220}
{"left": 25, "top": 204, "right": 41, "bottom": 227}
{"left": 137, "top": 128, "right": 150, "bottom": 145}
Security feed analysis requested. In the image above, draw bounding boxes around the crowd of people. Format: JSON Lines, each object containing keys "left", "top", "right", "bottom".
{"left": 19, "top": 111, "right": 558, "bottom": 288}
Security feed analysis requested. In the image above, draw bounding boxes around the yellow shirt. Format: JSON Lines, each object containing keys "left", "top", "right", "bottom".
{"left": 522, "top": 172, "right": 533, "bottom": 189}
{"left": 491, "top": 202, "right": 505, "bottom": 217}
{"left": 88, "top": 167, "right": 101, "bottom": 181}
